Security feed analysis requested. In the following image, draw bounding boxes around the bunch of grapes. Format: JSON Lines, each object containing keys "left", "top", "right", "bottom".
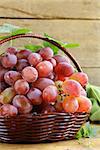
{"left": 0, "top": 46, "right": 92, "bottom": 117}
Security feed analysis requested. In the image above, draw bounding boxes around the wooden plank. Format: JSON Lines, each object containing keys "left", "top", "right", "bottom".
{"left": 0, "top": 19, "right": 100, "bottom": 68}
{"left": 0, "top": 0, "right": 100, "bottom": 19}
{"left": 83, "top": 68, "right": 100, "bottom": 86}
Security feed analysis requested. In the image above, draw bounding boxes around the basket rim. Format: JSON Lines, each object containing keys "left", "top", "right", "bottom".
{"left": 0, "top": 112, "right": 89, "bottom": 119}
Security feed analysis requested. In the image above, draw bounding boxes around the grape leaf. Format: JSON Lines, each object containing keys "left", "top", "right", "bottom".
{"left": 11, "top": 28, "right": 31, "bottom": 36}
{"left": 24, "top": 44, "right": 43, "bottom": 52}
{"left": 76, "top": 122, "right": 97, "bottom": 139}
{"left": 62, "top": 43, "right": 80, "bottom": 48}
{"left": 44, "top": 33, "right": 79, "bottom": 48}
{"left": 0, "top": 24, "right": 31, "bottom": 40}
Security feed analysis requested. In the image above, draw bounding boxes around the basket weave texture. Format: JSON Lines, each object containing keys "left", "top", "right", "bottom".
{"left": 0, "top": 113, "right": 88, "bottom": 143}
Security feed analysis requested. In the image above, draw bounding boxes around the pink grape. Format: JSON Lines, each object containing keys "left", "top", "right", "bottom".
{"left": 28, "top": 53, "right": 42, "bottom": 66}
{"left": 27, "top": 88, "right": 42, "bottom": 105}
{"left": 14, "top": 79, "right": 29, "bottom": 95}
{"left": 63, "top": 96, "right": 79, "bottom": 113}
{"left": 0, "top": 104, "right": 18, "bottom": 117}
{"left": 6, "top": 47, "right": 17, "bottom": 54}
{"left": 62, "top": 79, "right": 81, "bottom": 97}
{"left": 69, "top": 72, "right": 88, "bottom": 87}
{"left": 16, "top": 49, "right": 32, "bottom": 59}
{"left": 16, "top": 59, "right": 29, "bottom": 71}
{"left": 53, "top": 55, "right": 70, "bottom": 64}
{"left": 36, "top": 61, "right": 53, "bottom": 78}
{"left": 4, "top": 71, "right": 21, "bottom": 85}
{"left": 76, "top": 96, "right": 92, "bottom": 113}
{"left": 1, "top": 53, "right": 17, "bottom": 68}
{"left": 39, "top": 47, "right": 53, "bottom": 60}
{"left": 0, "top": 87, "right": 16, "bottom": 104}
{"left": 54, "top": 62, "right": 74, "bottom": 77}
{"left": 42, "top": 85, "right": 58, "bottom": 103}
{"left": 22, "top": 66, "right": 38, "bottom": 83}
{"left": 32, "top": 78, "right": 55, "bottom": 91}
{"left": 48, "top": 58, "right": 56, "bottom": 67}
{"left": 13, "top": 95, "right": 32, "bottom": 114}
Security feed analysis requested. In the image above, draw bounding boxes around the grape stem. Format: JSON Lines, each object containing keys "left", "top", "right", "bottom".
{"left": 0, "top": 33, "right": 82, "bottom": 72}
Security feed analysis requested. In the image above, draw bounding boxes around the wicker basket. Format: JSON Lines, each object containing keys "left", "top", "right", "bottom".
{"left": 0, "top": 34, "right": 89, "bottom": 143}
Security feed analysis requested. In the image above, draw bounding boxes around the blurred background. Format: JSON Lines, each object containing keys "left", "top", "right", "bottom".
{"left": 0, "top": 0, "right": 100, "bottom": 85}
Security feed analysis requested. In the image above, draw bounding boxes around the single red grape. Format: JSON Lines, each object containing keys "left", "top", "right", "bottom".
{"left": 36, "top": 61, "right": 53, "bottom": 78}
{"left": 0, "top": 104, "right": 18, "bottom": 117}
{"left": 42, "top": 85, "right": 58, "bottom": 103}
{"left": 13, "top": 95, "right": 32, "bottom": 114}
{"left": 62, "top": 79, "right": 81, "bottom": 97}
{"left": 28, "top": 53, "right": 42, "bottom": 66}
{"left": 4, "top": 71, "right": 21, "bottom": 85}
{"left": 76, "top": 96, "right": 92, "bottom": 113}
{"left": 0, "top": 87, "right": 16, "bottom": 104}
{"left": 54, "top": 62, "right": 74, "bottom": 77}
{"left": 39, "top": 47, "right": 53, "bottom": 60}
{"left": 27, "top": 88, "right": 42, "bottom": 105}
{"left": 14, "top": 79, "right": 29, "bottom": 95}
{"left": 63, "top": 96, "right": 79, "bottom": 113}
{"left": 1, "top": 53, "right": 17, "bottom": 68}
{"left": 22, "top": 66, "right": 38, "bottom": 83}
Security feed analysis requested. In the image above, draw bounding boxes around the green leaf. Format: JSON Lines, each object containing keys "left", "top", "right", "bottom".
{"left": 11, "top": 28, "right": 31, "bottom": 36}
{"left": 44, "top": 33, "right": 79, "bottom": 48}
{"left": 76, "top": 122, "right": 97, "bottom": 139}
{"left": 0, "top": 35, "right": 10, "bottom": 40}
{"left": 24, "top": 44, "right": 43, "bottom": 52}
{"left": 62, "top": 43, "right": 80, "bottom": 48}
{"left": 0, "top": 24, "right": 32, "bottom": 40}
{"left": 0, "top": 23, "right": 19, "bottom": 33}
{"left": 90, "top": 98, "right": 100, "bottom": 115}
{"left": 90, "top": 109, "right": 100, "bottom": 121}
{"left": 87, "top": 84, "right": 100, "bottom": 104}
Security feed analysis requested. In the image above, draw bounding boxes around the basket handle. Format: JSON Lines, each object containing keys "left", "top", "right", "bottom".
{"left": 0, "top": 33, "right": 82, "bottom": 72}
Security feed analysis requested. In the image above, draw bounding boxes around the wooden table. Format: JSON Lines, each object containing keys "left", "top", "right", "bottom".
{"left": 0, "top": 125, "right": 99, "bottom": 150}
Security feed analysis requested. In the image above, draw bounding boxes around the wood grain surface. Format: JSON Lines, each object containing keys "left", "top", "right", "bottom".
{"left": 0, "top": 0, "right": 100, "bottom": 19}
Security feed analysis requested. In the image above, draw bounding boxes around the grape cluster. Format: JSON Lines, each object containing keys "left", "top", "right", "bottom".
{"left": 0, "top": 47, "right": 92, "bottom": 117}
